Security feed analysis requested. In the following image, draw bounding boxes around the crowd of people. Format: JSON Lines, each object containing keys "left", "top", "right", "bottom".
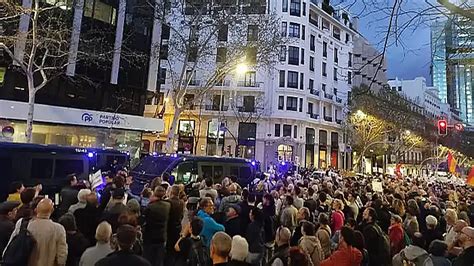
{"left": 0, "top": 167, "right": 473, "bottom": 266}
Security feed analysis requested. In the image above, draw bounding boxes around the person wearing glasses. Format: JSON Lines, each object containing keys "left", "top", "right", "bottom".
{"left": 197, "top": 197, "right": 225, "bottom": 248}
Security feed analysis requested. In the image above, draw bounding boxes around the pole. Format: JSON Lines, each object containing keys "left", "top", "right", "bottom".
{"left": 216, "top": 87, "right": 224, "bottom": 156}
{"left": 435, "top": 136, "right": 439, "bottom": 179}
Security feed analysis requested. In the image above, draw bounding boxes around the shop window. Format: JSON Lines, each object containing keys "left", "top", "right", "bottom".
{"left": 31, "top": 158, "right": 53, "bottom": 179}
{"left": 178, "top": 120, "right": 195, "bottom": 137}
{"left": 55, "top": 159, "right": 84, "bottom": 179}
{"left": 278, "top": 144, "right": 293, "bottom": 161}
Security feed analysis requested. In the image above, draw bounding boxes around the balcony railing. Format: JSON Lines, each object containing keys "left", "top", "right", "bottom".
{"left": 237, "top": 106, "right": 256, "bottom": 112}
{"left": 324, "top": 116, "right": 333, "bottom": 122}
{"left": 308, "top": 113, "right": 319, "bottom": 119}
{"left": 309, "top": 88, "right": 320, "bottom": 96}
{"left": 324, "top": 93, "right": 333, "bottom": 100}
{"left": 205, "top": 105, "right": 229, "bottom": 111}
{"left": 188, "top": 79, "right": 201, "bottom": 86}
{"left": 215, "top": 80, "right": 231, "bottom": 86}
{"left": 336, "top": 119, "right": 342, "bottom": 124}
{"left": 336, "top": 97, "right": 342, "bottom": 103}
{"left": 237, "top": 81, "right": 259, "bottom": 87}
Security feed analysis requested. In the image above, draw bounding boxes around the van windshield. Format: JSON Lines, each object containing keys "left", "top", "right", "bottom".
{"left": 132, "top": 155, "right": 178, "bottom": 176}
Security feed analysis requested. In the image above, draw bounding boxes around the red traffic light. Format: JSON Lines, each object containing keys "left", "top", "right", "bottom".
{"left": 438, "top": 120, "right": 447, "bottom": 135}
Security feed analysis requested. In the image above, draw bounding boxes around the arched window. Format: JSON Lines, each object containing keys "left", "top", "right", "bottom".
{"left": 278, "top": 144, "right": 293, "bottom": 161}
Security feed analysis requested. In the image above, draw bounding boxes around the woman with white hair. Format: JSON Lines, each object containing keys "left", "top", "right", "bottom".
{"left": 229, "top": 235, "right": 251, "bottom": 266}
{"left": 79, "top": 221, "right": 113, "bottom": 266}
{"left": 69, "top": 189, "right": 92, "bottom": 214}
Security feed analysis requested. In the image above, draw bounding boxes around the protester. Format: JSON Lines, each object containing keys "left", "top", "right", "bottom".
{"left": 175, "top": 217, "right": 210, "bottom": 266}
{"left": 246, "top": 207, "right": 265, "bottom": 265}
{"left": 320, "top": 227, "right": 362, "bottom": 266}
{"left": 102, "top": 188, "right": 128, "bottom": 232}
{"left": 290, "top": 207, "right": 310, "bottom": 246}
{"left": 200, "top": 178, "right": 218, "bottom": 202}
{"left": 210, "top": 232, "right": 232, "bottom": 266}
{"left": 361, "top": 207, "right": 391, "bottom": 266}
{"left": 79, "top": 221, "right": 114, "bottom": 266}
{"left": 225, "top": 205, "right": 243, "bottom": 237}
{"left": 298, "top": 221, "right": 324, "bottom": 266}
{"left": 166, "top": 185, "right": 184, "bottom": 265}
{"left": 280, "top": 196, "right": 298, "bottom": 232}
{"left": 58, "top": 174, "right": 79, "bottom": 216}
{"left": 198, "top": 197, "right": 225, "bottom": 248}
{"left": 6, "top": 182, "right": 24, "bottom": 202}
{"left": 316, "top": 213, "right": 332, "bottom": 259}
{"left": 388, "top": 214, "right": 405, "bottom": 256}
{"left": 453, "top": 226, "right": 474, "bottom": 266}
{"left": 229, "top": 235, "right": 251, "bottom": 266}
{"left": 59, "top": 213, "right": 89, "bottom": 266}
{"left": 0, "top": 201, "right": 19, "bottom": 259}
{"left": 423, "top": 215, "right": 444, "bottom": 250}
{"left": 428, "top": 240, "right": 451, "bottom": 266}
{"left": 69, "top": 189, "right": 91, "bottom": 215}
{"left": 392, "top": 232, "right": 431, "bottom": 266}
{"left": 268, "top": 226, "right": 291, "bottom": 266}
{"left": 95, "top": 225, "right": 151, "bottom": 266}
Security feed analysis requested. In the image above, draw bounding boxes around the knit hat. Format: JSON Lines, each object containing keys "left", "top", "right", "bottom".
{"left": 425, "top": 215, "right": 438, "bottom": 226}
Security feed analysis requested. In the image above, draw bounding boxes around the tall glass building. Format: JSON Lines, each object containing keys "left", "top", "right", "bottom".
{"left": 431, "top": 2, "right": 474, "bottom": 125}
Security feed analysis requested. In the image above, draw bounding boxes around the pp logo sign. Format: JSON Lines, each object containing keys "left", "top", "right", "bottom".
{"left": 82, "top": 113, "right": 93, "bottom": 122}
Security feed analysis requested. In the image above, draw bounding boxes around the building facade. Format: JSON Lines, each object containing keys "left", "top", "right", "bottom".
{"left": 143, "top": 0, "right": 357, "bottom": 170}
{"left": 431, "top": 7, "right": 474, "bottom": 125}
{"left": 0, "top": 0, "right": 164, "bottom": 162}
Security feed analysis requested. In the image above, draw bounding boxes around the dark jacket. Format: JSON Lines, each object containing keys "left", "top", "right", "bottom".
{"left": 59, "top": 186, "right": 79, "bottom": 216}
{"left": 65, "top": 231, "right": 90, "bottom": 266}
{"left": 167, "top": 197, "right": 184, "bottom": 250}
{"left": 99, "top": 183, "right": 114, "bottom": 211}
{"left": 246, "top": 220, "right": 264, "bottom": 253}
{"left": 290, "top": 221, "right": 305, "bottom": 246}
{"left": 74, "top": 203, "right": 101, "bottom": 244}
{"left": 453, "top": 246, "right": 474, "bottom": 266}
{"left": 95, "top": 250, "right": 151, "bottom": 266}
{"left": 228, "top": 260, "right": 251, "bottom": 266}
{"left": 267, "top": 244, "right": 290, "bottom": 266}
{"left": 262, "top": 205, "right": 276, "bottom": 243}
{"left": 362, "top": 222, "right": 391, "bottom": 266}
{"left": 102, "top": 203, "right": 128, "bottom": 233}
{"left": 422, "top": 228, "right": 443, "bottom": 250}
{"left": 225, "top": 216, "right": 243, "bottom": 237}
{"left": 0, "top": 216, "right": 14, "bottom": 259}
{"left": 143, "top": 199, "right": 171, "bottom": 244}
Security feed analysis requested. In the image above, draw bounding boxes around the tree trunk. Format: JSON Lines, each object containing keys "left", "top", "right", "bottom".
{"left": 25, "top": 85, "right": 36, "bottom": 143}
{"left": 164, "top": 106, "right": 181, "bottom": 153}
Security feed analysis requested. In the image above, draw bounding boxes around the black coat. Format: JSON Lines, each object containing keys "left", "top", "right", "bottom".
{"left": 74, "top": 204, "right": 101, "bottom": 244}
{"left": 95, "top": 250, "right": 151, "bottom": 266}
{"left": 422, "top": 228, "right": 443, "bottom": 250}
{"left": 58, "top": 186, "right": 79, "bottom": 216}
{"left": 0, "top": 216, "right": 14, "bottom": 259}
{"left": 167, "top": 197, "right": 184, "bottom": 250}
{"left": 246, "top": 220, "right": 264, "bottom": 253}
{"left": 143, "top": 199, "right": 171, "bottom": 244}
{"left": 225, "top": 216, "right": 243, "bottom": 237}
{"left": 362, "top": 222, "right": 391, "bottom": 266}
{"left": 65, "top": 231, "right": 90, "bottom": 266}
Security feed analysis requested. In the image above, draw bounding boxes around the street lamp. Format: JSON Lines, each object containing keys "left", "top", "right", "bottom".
{"left": 236, "top": 63, "right": 248, "bottom": 75}
{"left": 356, "top": 110, "right": 366, "bottom": 118}
{"left": 405, "top": 130, "right": 411, "bottom": 135}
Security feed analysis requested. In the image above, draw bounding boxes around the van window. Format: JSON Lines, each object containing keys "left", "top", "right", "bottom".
{"left": 176, "top": 162, "right": 194, "bottom": 183}
{"left": 31, "top": 158, "right": 53, "bottom": 179}
{"left": 0, "top": 157, "right": 13, "bottom": 180}
{"left": 230, "top": 166, "right": 239, "bottom": 178}
{"left": 239, "top": 166, "right": 251, "bottom": 180}
{"left": 201, "top": 165, "right": 213, "bottom": 179}
{"left": 55, "top": 159, "right": 84, "bottom": 179}
{"left": 214, "top": 166, "right": 223, "bottom": 180}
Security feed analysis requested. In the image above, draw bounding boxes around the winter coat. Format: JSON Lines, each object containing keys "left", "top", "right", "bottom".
{"left": 299, "top": 235, "right": 324, "bottom": 266}
{"left": 79, "top": 242, "right": 113, "bottom": 266}
{"left": 389, "top": 223, "right": 405, "bottom": 256}
{"left": 320, "top": 245, "right": 363, "bottom": 266}
{"left": 143, "top": 199, "right": 171, "bottom": 244}
{"left": 280, "top": 205, "right": 298, "bottom": 232}
{"left": 225, "top": 216, "right": 243, "bottom": 237}
{"left": 316, "top": 225, "right": 332, "bottom": 259}
{"left": 219, "top": 194, "right": 241, "bottom": 213}
{"left": 197, "top": 210, "right": 225, "bottom": 248}
{"left": 95, "top": 250, "right": 151, "bottom": 266}
{"left": 246, "top": 220, "right": 265, "bottom": 253}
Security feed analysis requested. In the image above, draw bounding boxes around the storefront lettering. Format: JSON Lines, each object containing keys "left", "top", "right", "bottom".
{"left": 98, "top": 114, "right": 125, "bottom": 126}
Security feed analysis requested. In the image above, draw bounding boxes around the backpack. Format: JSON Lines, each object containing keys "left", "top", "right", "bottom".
{"left": 400, "top": 250, "right": 432, "bottom": 266}
{"left": 370, "top": 224, "right": 391, "bottom": 260}
{"left": 187, "top": 239, "right": 211, "bottom": 266}
{"left": 2, "top": 218, "right": 36, "bottom": 266}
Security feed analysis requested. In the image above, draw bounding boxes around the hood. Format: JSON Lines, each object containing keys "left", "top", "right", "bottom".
{"left": 403, "top": 245, "right": 429, "bottom": 260}
{"left": 226, "top": 194, "right": 241, "bottom": 203}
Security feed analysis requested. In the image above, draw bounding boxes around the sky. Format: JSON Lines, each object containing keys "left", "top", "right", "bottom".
{"left": 349, "top": 1, "right": 435, "bottom": 84}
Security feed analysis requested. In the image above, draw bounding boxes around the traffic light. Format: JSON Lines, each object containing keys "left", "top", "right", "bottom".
{"left": 438, "top": 120, "right": 447, "bottom": 135}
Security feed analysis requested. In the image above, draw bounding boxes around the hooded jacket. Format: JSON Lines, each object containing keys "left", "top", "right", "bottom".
{"left": 299, "top": 236, "right": 324, "bottom": 266}
{"left": 320, "top": 245, "right": 362, "bottom": 266}
{"left": 219, "top": 194, "right": 241, "bottom": 213}
{"left": 392, "top": 245, "right": 433, "bottom": 266}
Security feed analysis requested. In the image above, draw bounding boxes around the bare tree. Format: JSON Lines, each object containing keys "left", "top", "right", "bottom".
{"left": 157, "top": 1, "right": 286, "bottom": 152}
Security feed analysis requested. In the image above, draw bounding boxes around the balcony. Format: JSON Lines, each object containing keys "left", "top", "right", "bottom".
{"left": 215, "top": 80, "right": 231, "bottom": 86}
{"left": 324, "top": 116, "right": 333, "bottom": 122}
{"left": 309, "top": 88, "right": 320, "bottom": 96}
{"left": 188, "top": 80, "right": 201, "bottom": 86}
{"left": 237, "top": 81, "right": 260, "bottom": 87}
{"left": 308, "top": 113, "right": 319, "bottom": 119}
{"left": 324, "top": 92, "right": 334, "bottom": 100}
{"left": 336, "top": 97, "right": 342, "bottom": 103}
{"left": 205, "top": 105, "right": 229, "bottom": 111}
{"left": 336, "top": 119, "right": 342, "bottom": 124}
{"left": 237, "top": 106, "right": 256, "bottom": 112}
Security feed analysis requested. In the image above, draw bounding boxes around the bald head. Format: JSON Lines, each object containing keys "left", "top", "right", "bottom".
{"left": 36, "top": 198, "right": 54, "bottom": 218}
{"left": 276, "top": 226, "right": 291, "bottom": 246}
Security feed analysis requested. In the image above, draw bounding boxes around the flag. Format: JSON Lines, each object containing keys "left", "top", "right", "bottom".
{"left": 395, "top": 163, "right": 402, "bottom": 179}
{"left": 467, "top": 166, "right": 474, "bottom": 186}
{"left": 447, "top": 151, "right": 457, "bottom": 174}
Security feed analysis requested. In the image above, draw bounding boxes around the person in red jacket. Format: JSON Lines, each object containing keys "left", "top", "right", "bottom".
{"left": 321, "top": 226, "right": 362, "bottom": 266}
{"left": 388, "top": 214, "right": 405, "bottom": 256}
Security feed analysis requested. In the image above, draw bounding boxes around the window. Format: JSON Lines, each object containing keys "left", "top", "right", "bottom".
{"left": 309, "top": 10, "right": 318, "bottom": 26}
{"left": 302, "top": 2, "right": 306, "bottom": 16}
{"left": 334, "top": 48, "right": 338, "bottom": 63}
{"left": 275, "top": 124, "right": 281, "bottom": 137}
{"left": 333, "top": 27, "right": 340, "bottom": 40}
{"left": 308, "top": 102, "right": 313, "bottom": 114}
{"left": 244, "top": 71, "right": 256, "bottom": 86}
{"left": 246, "top": 47, "right": 257, "bottom": 65}
{"left": 216, "top": 47, "right": 227, "bottom": 63}
{"left": 333, "top": 88, "right": 338, "bottom": 95}
{"left": 334, "top": 67, "right": 338, "bottom": 81}
{"left": 322, "top": 62, "right": 327, "bottom": 77}
{"left": 287, "top": 71, "right": 298, "bottom": 88}
{"left": 183, "top": 94, "right": 195, "bottom": 109}
{"left": 179, "top": 120, "right": 195, "bottom": 137}
{"left": 286, "top": 96, "right": 298, "bottom": 111}
{"left": 159, "top": 68, "right": 166, "bottom": 84}
{"left": 288, "top": 46, "right": 299, "bottom": 65}
{"left": 212, "top": 94, "right": 223, "bottom": 110}
{"left": 309, "top": 56, "right": 314, "bottom": 71}
{"left": 283, "top": 124, "right": 292, "bottom": 137}
{"left": 290, "top": 0, "right": 301, "bottom": 16}
{"left": 299, "top": 98, "right": 303, "bottom": 112}
{"left": 294, "top": 125, "right": 298, "bottom": 138}
{"left": 218, "top": 24, "right": 228, "bottom": 41}
{"left": 281, "top": 22, "right": 287, "bottom": 37}
{"left": 188, "top": 46, "right": 197, "bottom": 62}
{"left": 300, "top": 73, "right": 304, "bottom": 90}
{"left": 348, "top": 71, "right": 352, "bottom": 84}
{"left": 310, "top": 35, "right": 315, "bottom": 51}
{"left": 322, "top": 18, "right": 330, "bottom": 30}
{"left": 322, "top": 83, "right": 326, "bottom": 91}
{"left": 55, "top": 160, "right": 84, "bottom": 179}
{"left": 300, "top": 48, "right": 305, "bottom": 64}
{"left": 279, "top": 70, "right": 285, "bottom": 87}
{"left": 289, "top": 23, "right": 300, "bottom": 38}
{"left": 243, "top": 96, "right": 255, "bottom": 112}
{"left": 282, "top": 0, "right": 288, "bottom": 12}
{"left": 161, "top": 24, "right": 170, "bottom": 40}
{"left": 279, "top": 46, "right": 287, "bottom": 61}
{"left": 309, "top": 79, "right": 314, "bottom": 90}
{"left": 398, "top": 86, "right": 402, "bottom": 91}
{"left": 302, "top": 25, "right": 305, "bottom": 40}
{"left": 247, "top": 25, "right": 258, "bottom": 41}
{"left": 345, "top": 33, "right": 350, "bottom": 43}
{"left": 160, "top": 44, "right": 169, "bottom": 59}
{"left": 278, "top": 96, "right": 284, "bottom": 110}
{"left": 31, "top": 159, "right": 53, "bottom": 179}
{"left": 323, "top": 41, "right": 327, "bottom": 57}
{"left": 348, "top": 52, "right": 352, "bottom": 67}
